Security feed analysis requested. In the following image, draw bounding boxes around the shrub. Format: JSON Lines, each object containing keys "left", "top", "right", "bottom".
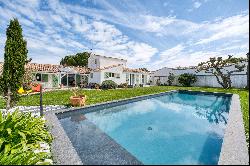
{"left": 101, "top": 80, "right": 118, "bottom": 89}
{"left": 178, "top": 73, "right": 197, "bottom": 87}
{"left": 118, "top": 83, "right": 128, "bottom": 88}
{"left": 0, "top": 110, "right": 52, "bottom": 165}
{"left": 167, "top": 72, "right": 175, "bottom": 86}
{"left": 88, "top": 83, "right": 100, "bottom": 89}
{"left": 22, "top": 83, "right": 32, "bottom": 91}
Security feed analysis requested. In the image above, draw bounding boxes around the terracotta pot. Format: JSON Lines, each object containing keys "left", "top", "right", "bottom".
{"left": 31, "top": 83, "right": 41, "bottom": 92}
{"left": 70, "top": 95, "right": 86, "bottom": 107}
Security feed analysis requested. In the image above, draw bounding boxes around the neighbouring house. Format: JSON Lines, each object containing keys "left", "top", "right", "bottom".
{"left": 0, "top": 54, "right": 150, "bottom": 89}
{"left": 150, "top": 62, "right": 248, "bottom": 88}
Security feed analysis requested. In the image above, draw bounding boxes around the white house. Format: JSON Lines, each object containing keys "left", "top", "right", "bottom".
{"left": 0, "top": 54, "right": 150, "bottom": 89}
{"left": 88, "top": 54, "right": 150, "bottom": 86}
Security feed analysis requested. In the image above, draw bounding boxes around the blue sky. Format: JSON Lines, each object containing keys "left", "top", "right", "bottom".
{"left": 0, "top": 0, "right": 249, "bottom": 70}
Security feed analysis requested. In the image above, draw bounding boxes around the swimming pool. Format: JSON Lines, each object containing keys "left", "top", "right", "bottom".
{"left": 57, "top": 91, "right": 232, "bottom": 165}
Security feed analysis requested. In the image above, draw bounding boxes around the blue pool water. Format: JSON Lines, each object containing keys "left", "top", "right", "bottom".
{"left": 58, "top": 91, "right": 231, "bottom": 165}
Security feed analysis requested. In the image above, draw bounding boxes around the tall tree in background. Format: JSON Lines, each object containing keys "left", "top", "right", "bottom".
{"left": 0, "top": 18, "right": 28, "bottom": 109}
{"left": 247, "top": 52, "right": 249, "bottom": 89}
{"left": 139, "top": 68, "right": 149, "bottom": 72}
{"left": 60, "top": 52, "right": 91, "bottom": 67}
{"left": 197, "top": 55, "right": 247, "bottom": 89}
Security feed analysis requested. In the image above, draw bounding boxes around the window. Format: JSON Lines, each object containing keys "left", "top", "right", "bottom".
{"left": 35, "top": 73, "right": 41, "bottom": 81}
{"left": 104, "top": 72, "right": 120, "bottom": 79}
{"left": 41, "top": 74, "right": 48, "bottom": 82}
{"left": 136, "top": 74, "right": 139, "bottom": 82}
{"left": 94, "top": 59, "right": 97, "bottom": 64}
{"left": 90, "top": 73, "right": 93, "bottom": 78}
{"left": 126, "top": 74, "right": 129, "bottom": 83}
{"left": 104, "top": 72, "right": 109, "bottom": 78}
{"left": 142, "top": 75, "right": 145, "bottom": 83}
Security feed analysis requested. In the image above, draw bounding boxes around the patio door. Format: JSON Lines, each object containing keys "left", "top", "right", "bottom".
{"left": 129, "top": 74, "right": 135, "bottom": 85}
{"left": 52, "top": 74, "right": 59, "bottom": 88}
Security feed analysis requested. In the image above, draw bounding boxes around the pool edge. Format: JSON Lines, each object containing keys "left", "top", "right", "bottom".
{"left": 45, "top": 112, "right": 83, "bottom": 165}
{"left": 218, "top": 94, "right": 249, "bottom": 165}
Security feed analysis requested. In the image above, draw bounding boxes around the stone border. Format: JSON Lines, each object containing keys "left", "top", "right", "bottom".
{"left": 45, "top": 90, "right": 249, "bottom": 165}
{"left": 218, "top": 94, "right": 249, "bottom": 165}
{"left": 45, "top": 112, "right": 83, "bottom": 165}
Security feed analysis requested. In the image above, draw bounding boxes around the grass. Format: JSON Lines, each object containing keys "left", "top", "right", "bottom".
{"left": 0, "top": 86, "right": 249, "bottom": 145}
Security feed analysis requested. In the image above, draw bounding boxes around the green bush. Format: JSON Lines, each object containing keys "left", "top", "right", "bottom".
{"left": 118, "top": 83, "right": 128, "bottom": 88}
{"left": 22, "top": 83, "right": 32, "bottom": 91}
{"left": 101, "top": 80, "right": 118, "bottom": 89}
{"left": 178, "top": 73, "right": 197, "bottom": 87}
{"left": 0, "top": 110, "right": 52, "bottom": 165}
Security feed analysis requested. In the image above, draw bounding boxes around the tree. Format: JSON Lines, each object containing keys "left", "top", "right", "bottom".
{"left": 167, "top": 72, "right": 175, "bottom": 86}
{"left": 139, "top": 68, "right": 149, "bottom": 72}
{"left": 246, "top": 52, "right": 249, "bottom": 89}
{"left": 178, "top": 73, "right": 197, "bottom": 87}
{"left": 197, "top": 55, "right": 247, "bottom": 89}
{"left": 0, "top": 18, "right": 28, "bottom": 109}
{"left": 60, "top": 52, "right": 90, "bottom": 67}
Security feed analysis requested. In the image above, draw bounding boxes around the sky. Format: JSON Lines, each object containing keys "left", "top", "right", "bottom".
{"left": 0, "top": 0, "right": 249, "bottom": 70}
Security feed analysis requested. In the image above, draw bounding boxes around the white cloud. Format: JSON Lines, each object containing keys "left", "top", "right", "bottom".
{"left": 160, "top": 44, "right": 185, "bottom": 60}
{"left": 194, "top": 1, "right": 202, "bottom": 9}
{"left": 128, "top": 42, "right": 158, "bottom": 63}
{"left": 195, "top": 13, "right": 249, "bottom": 45}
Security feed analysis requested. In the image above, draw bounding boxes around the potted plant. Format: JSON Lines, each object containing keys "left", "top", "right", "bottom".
{"left": 94, "top": 83, "right": 100, "bottom": 90}
{"left": 70, "top": 88, "right": 86, "bottom": 107}
{"left": 31, "top": 82, "right": 41, "bottom": 92}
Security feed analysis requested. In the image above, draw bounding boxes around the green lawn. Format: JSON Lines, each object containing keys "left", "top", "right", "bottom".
{"left": 0, "top": 86, "right": 249, "bottom": 145}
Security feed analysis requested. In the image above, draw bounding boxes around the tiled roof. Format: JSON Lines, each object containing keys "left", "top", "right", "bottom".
{"left": 25, "top": 63, "right": 62, "bottom": 73}
{"left": 71, "top": 66, "right": 91, "bottom": 74}
{"left": 123, "top": 67, "right": 149, "bottom": 73}
{"left": 0, "top": 62, "right": 90, "bottom": 74}
{"left": 0, "top": 62, "right": 148, "bottom": 74}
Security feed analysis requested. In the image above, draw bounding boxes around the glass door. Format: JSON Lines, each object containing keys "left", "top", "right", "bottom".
{"left": 129, "top": 74, "right": 135, "bottom": 85}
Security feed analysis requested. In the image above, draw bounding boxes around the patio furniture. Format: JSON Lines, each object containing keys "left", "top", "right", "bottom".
{"left": 32, "top": 83, "right": 41, "bottom": 92}
{"left": 18, "top": 87, "right": 25, "bottom": 94}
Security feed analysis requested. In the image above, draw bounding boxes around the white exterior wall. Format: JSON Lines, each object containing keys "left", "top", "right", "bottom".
{"left": 193, "top": 74, "right": 247, "bottom": 88}
{"left": 88, "top": 54, "right": 127, "bottom": 69}
{"left": 88, "top": 72, "right": 102, "bottom": 84}
{"left": 150, "top": 62, "right": 248, "bottom": 88}
{"left": 100, "top": 66, "right": 126, "bottom": 85}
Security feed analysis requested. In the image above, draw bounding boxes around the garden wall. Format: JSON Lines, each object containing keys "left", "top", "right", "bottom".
{"left": 155, "top": 74, "right": 248, "bottom": 88}
{"left": 150, "top": 62, "right": 248, "bottom": 88}
{"left": 193, "top": 74, "right": 247, "bottom": 88}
